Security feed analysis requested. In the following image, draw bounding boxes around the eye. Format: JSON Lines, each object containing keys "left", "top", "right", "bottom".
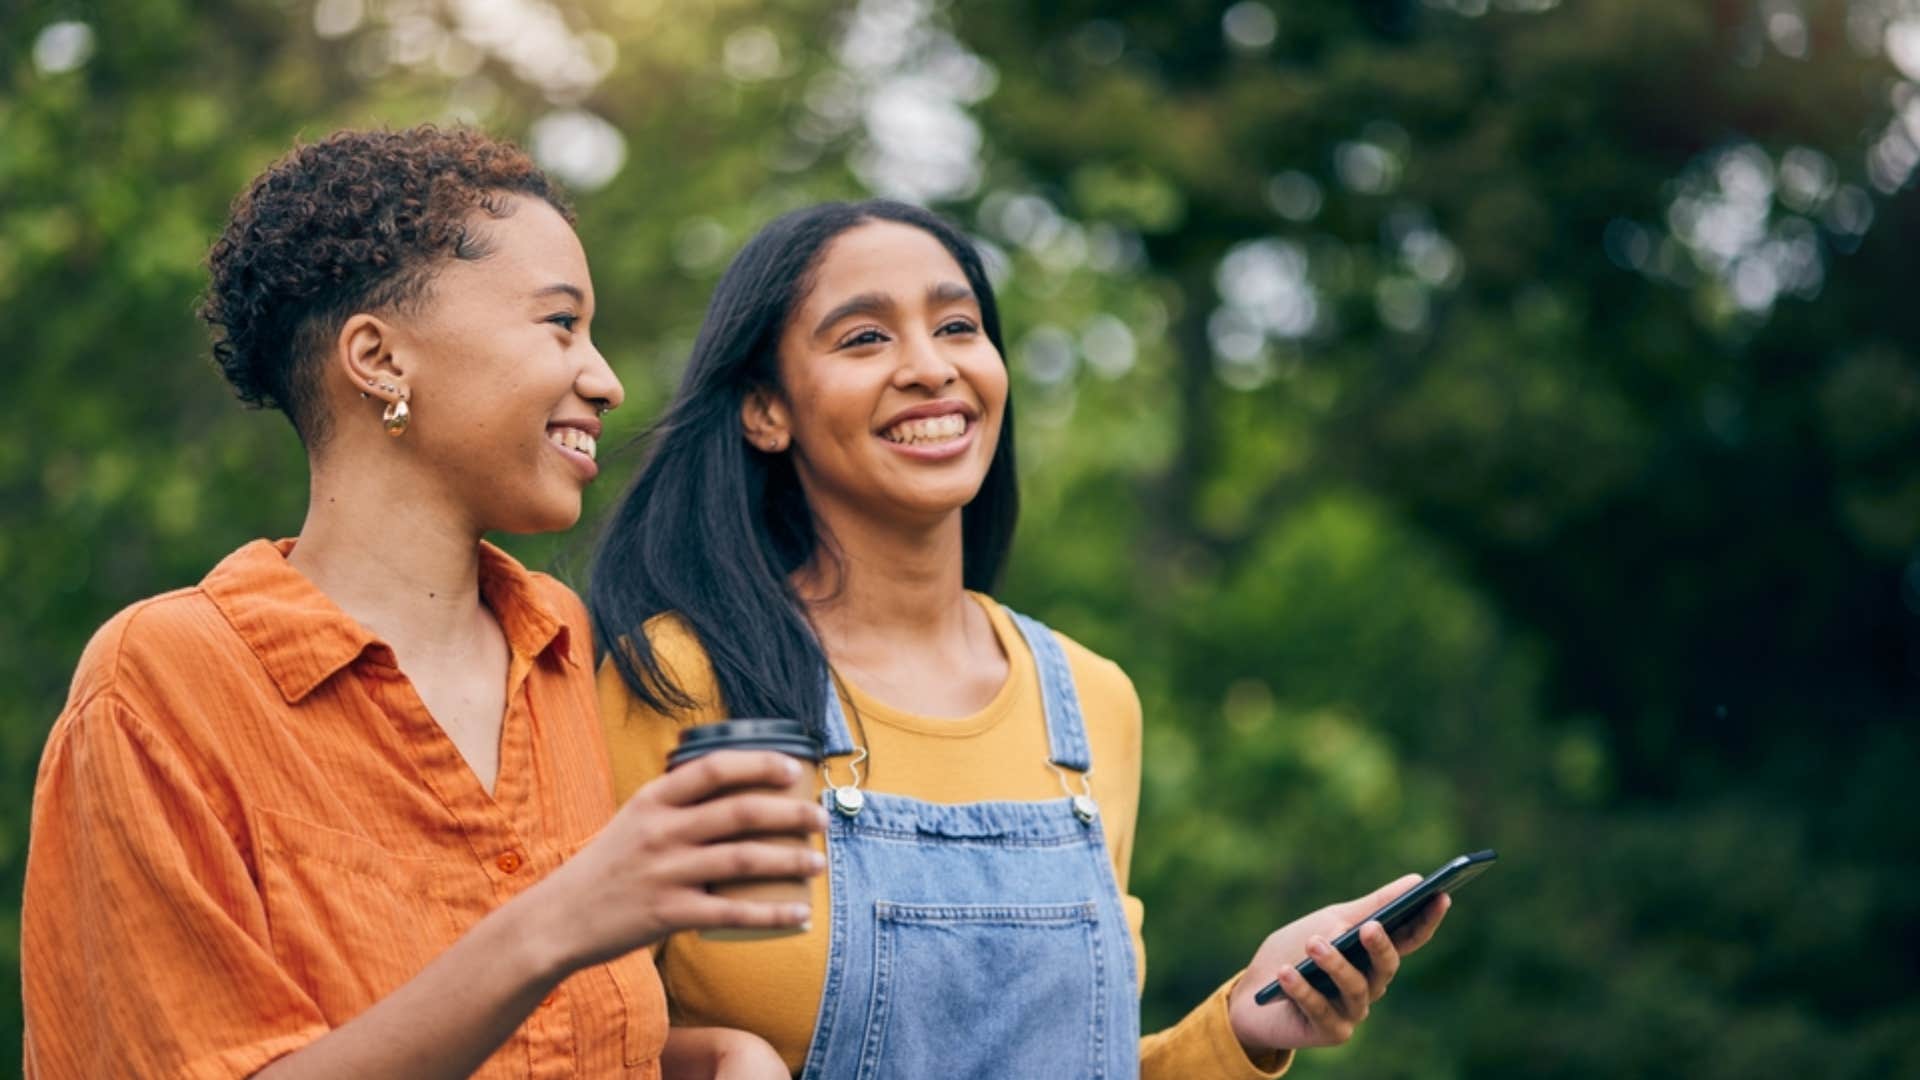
{"left": 936, "top": 317, "right": 978, "bottom": 336}
{"left": 837, "top": 326, "right": 890, "bottom": 349}
{"left": 545, "top": 312, "right": 580, "bottom": 332}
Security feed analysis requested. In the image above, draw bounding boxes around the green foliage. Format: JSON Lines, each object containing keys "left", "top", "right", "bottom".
{"left": 4, "top": 1, "right": 1916, "bottom": 1076}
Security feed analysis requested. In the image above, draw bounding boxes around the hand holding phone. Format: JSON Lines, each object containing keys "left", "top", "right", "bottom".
{"left": 1224, "top": 862, "right": 1462, "bottom": 1054}
{"left": 1253, "top": 849, "right": 1496, "bottom": 1005}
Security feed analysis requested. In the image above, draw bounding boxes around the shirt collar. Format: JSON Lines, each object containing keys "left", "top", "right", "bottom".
{"left": 201, "top": 539, "right": 576, "bottom": 704}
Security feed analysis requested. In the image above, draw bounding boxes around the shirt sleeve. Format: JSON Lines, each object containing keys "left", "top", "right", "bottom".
{"left": 1071, "top": 647, "right": 1290, "bottom": 1079}
{"left": 1140, "top": 970, "right": 1292, "bottom": 1079}
{"left": 23, "top": 694, "right": 329, "bottom": 1080}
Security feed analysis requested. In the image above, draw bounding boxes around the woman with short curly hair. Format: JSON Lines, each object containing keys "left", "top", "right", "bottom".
{"left": 21, "top": 126, "right": 809, "bottom": 1080}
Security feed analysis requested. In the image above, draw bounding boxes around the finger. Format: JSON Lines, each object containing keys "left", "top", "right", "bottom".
{"left": 1327, "top": 873, "right": 1421, "bottom": 926}
{"left": 671, "top": 840, "right": 827, "bottom": 885}
{"left": 1364, "top": 872, "right": 1423, "bottom": 910}
{"left": 1276, "top": 965, "right": 1351, "bottom": 1043}
{"left": 672, "top": 792, "right": 828, "bottom": 845}
{"left": 1307, "top": 936, "right": 1372, "bottom": 1021}
{"left": 672, "top": 892, "right": 814, "bottom": 934}
{"left": 1358, "top": 920, "right": 1400, "bottom": 999}
{"left": 645, "top": 751, "right": 805, "bottom": 807}
{"left": 1392, "top": 892, "right": 1451, "bottom": 956}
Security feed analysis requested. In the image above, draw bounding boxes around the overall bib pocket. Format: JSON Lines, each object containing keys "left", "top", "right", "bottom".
{"left": 855, "top": 901, "right": 1107, "bottom": 1080}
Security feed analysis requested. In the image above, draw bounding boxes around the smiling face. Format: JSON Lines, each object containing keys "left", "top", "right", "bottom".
{"left": 751, "top": 220, "right": 1008, "bottom": 534}
{"left": 342, "top": 194, "right": 623, "bottom": 535}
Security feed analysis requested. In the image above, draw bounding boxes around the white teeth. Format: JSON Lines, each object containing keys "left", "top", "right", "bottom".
{"left": 547, "top": 427, "right": 597, "bottom": 461}
{"left": 882, "top": 413, "right": 968, "bottom": 445}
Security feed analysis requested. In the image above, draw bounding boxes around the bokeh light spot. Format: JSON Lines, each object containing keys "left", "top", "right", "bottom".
{"left": 529, "top": 109, "right": 628, "bottom": 191}
{"left": 1222, "top": 3, "right": 1279, "bottom": 51}
{"left": 723, "top": 26, "right": 783, "bottom": 82}
{"left": 1266, "top": 171, "right": 1324, "bottom": 222}
{"left": 312, "top": 0, "right": 365, "bottom": 40}
{"left": 33, "top": 21, "right": 95, "bottom": 75}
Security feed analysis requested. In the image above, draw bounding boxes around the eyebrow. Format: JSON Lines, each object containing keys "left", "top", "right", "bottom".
{"left": 928, "top": 280, "right": 973, "bottom": 305}
{"left": 811, "top": 281, "right": 976, "bottom": 340}
{"left": 532, "top": 283, "right": 586, "bottom": 305}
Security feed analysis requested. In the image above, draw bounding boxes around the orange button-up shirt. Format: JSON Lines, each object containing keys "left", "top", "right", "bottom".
{"left": 22, "top": 540, "right": 666, "bottom": 1079}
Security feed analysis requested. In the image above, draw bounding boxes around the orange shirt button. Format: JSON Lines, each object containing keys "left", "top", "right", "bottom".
{"left": 496, "top": 851, "right": 523, "bottom": 874}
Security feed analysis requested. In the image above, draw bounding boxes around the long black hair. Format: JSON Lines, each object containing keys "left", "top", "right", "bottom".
{"left": 588, "top": 200, "right": 1019, "bottom": 734}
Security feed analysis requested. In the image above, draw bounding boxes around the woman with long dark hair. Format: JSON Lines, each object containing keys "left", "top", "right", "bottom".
{"left": 592, "top": 200, "right": 1451, "bottom": 1078}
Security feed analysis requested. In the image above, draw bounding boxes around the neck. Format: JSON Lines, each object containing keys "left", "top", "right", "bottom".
{"left": 798, "top": 508, "right": 973, "bottom": 663}
{"left": 287, "top": 451, "right": 490, "bottom": 656}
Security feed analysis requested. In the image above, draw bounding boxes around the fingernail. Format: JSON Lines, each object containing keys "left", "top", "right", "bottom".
{"left": 1309, "top": 938, "right": 1329, "bottom": 956}
{"left": 790, "top": 903, "right": 812, "bottom": 922}
{"left": 807, "top": 851, "right": 826, "bottom": 871}
{"left": 782, "top": 758, "right": 800, "bottom": 780}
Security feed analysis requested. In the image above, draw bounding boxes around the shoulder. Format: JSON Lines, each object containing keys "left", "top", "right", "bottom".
{"left": 595, "top": 611, "right": 724, "bottom": 725}
{"left": 597, "top": 612, "right": 726, "bottom": 801}
{"left": 639, "top": 611, "right": 720, "bottom": 687}
{"left": 979, "top": 596, "right": 1142, "bottom": 722}
{"left": 43, "top": 590, "right": 238, "bottom": 810}
{"left": 627, "top": 611, "right": 722, "bottom": 707}
{"left": 1051, "top": 629, "right": 1138, "bottom": 705}
{"left": 1051, "top": 627, "right": 1142, "bottom": 736}
{"left": 65, "top": 587, "right": 242, "bottom": 715}
{"left": 984, "top": 599, "right": 1144, "bottom": 796}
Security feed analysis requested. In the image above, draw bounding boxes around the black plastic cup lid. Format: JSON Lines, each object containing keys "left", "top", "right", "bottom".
{"left": 668, "top": 718, "right": 822, "bottom": 768}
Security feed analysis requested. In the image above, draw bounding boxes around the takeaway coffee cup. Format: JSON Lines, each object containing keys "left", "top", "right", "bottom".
{"left": 667, "top": 718, "right": 822, "bottom": 941}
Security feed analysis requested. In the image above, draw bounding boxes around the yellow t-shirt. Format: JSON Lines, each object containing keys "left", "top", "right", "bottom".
{"left": 598, "top": 594, "right": 1290, "bottom": 1079}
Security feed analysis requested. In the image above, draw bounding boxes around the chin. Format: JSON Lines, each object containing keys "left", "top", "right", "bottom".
{"left": 487, "top": 493, "right": 584, "bottom": 536}
{"left": 886, "top": 486, "right": 984, "bottom": 521}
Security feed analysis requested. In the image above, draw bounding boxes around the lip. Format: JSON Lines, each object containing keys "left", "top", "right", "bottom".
{"left": 874, "top": 399, "right": 979, "bottom": 434}
{"left": 546, "top": 416, "right": 602, "bottom": 481}
{"left": 881, "top": 422, "right": 979, "bottom": 461}
{"left": 874, "top": 400, "right": 982, "bottom": 463}
{"left": 547, "top": 416, "right": 603, "bottom": 439}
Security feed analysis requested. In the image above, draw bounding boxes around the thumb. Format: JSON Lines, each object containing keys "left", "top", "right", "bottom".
{"left": 1336, "top": 873, "right": 1422, "bottom": 921}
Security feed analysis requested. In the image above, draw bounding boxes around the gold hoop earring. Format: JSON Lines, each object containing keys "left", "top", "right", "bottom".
{"left": 383, "top": 395, "right": 411, "bottom": 437}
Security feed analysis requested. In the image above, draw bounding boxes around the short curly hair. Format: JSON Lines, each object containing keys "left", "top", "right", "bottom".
{"left": 200, "top": 125, "right": 574, "bottom": 445}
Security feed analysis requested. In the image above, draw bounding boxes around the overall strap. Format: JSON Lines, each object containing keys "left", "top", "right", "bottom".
{"left": 1005, "top": 610, "right": 1093, "bottom": 773}
{"left": 816, "top": 667, "right": 859, "bottom": 757}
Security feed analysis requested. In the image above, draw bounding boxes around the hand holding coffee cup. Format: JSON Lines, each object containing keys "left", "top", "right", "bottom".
{"left": 527, "top": 740, "right": 828, "bottom": 969}
{"left": 668, "top": 719, "right": 825, "bottom": 941}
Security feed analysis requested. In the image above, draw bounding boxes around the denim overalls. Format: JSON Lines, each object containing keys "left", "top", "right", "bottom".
{"left": 797, "top": 610, "right": 1141, "bottom": 1080}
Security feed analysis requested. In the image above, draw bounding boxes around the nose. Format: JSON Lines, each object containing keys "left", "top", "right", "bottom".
{"left": 892, "top": 329, "right": 958, "bottom": 392}
{"left": 577, "top": 340, "right": 625, "bottom": 412}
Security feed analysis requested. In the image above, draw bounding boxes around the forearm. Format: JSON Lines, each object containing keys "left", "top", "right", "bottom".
{"left": 252, "top": 890, "right": 569, "bottom": 1080}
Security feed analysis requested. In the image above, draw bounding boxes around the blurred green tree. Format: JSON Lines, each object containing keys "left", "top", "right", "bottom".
{"left": 954, "top": 2, "right": 1920, "bottom": 1075}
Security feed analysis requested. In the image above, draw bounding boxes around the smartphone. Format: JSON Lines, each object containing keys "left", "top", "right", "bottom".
{"left": 1253, "top": 849, "right": 1497, "bottom": 1006}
